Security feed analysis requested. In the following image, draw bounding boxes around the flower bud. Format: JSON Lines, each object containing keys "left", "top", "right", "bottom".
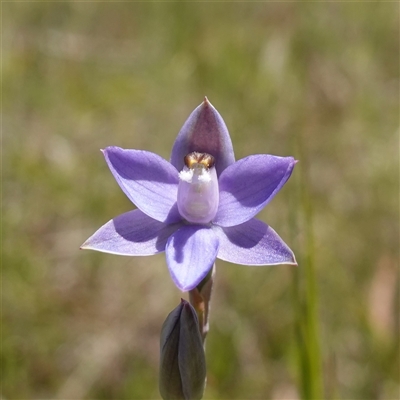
{"left": 159, "top": 299, "right": 206, "bottom": 400}
{"left": 177, "top": 152, "right": 219, "bottom": 224}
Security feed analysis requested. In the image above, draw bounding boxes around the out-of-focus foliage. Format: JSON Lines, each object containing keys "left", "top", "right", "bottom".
{"left": 3, "top": 3, "right": 398, "bottom": 399}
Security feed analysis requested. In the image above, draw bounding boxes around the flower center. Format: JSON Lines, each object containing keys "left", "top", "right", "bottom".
{"left": 177, "top": 152, "right": 219, "bottom": 224}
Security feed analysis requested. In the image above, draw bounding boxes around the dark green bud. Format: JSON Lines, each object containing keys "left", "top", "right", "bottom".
{"left": 159, "top": 299, "right": 206, "bottom": 400}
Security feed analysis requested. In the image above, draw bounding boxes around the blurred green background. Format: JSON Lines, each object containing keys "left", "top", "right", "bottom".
{"left": 3, "top": 2, "right": 399, "bottom": 399}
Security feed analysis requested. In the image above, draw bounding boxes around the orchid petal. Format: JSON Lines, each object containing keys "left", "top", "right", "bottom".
{"left": 214, "top": 154, "right": 296, "bottom": 227}
{"left": 103, "top": 147, "right": 181, "bottom": 223}
{"left": 214, "top": 218, "right": 297, "bottom": 265}
{"left": 170, "top": 97, "right": 235, "bottom": 176}
{"left": 81, "top": 209, "right": 182, "bottom": 256}
{"left": 166, "top": 225, "right": 219, "bottom": 291}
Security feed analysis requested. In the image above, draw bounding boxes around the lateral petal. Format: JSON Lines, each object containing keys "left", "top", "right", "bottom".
{"left": 214, "top": 154, "right": 296, "bottom": 227}
{"left": 81, "top": 209, "right": 182, "bottom": 256}
{"left": 214, "top": 218, "right": 297, "bottom": 265}
{"left": 166, "top": 225, "right": 219, "bottom": 291}
{"left": 103, "top": 147, "right": 181, "bottom": 223}
{"left": 170, "top": 98, "right": 235, "bottom": 176}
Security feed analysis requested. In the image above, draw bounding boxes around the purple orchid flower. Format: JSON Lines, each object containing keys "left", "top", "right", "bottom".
{"left": 81, "top": 98, "right": 297, "bottom": 291}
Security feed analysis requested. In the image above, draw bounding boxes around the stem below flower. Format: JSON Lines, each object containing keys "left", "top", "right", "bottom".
{"left": 189, "top": 264, "right": 215, "bottom": 344}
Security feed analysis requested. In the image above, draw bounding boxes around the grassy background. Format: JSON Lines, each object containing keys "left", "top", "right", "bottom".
{"left": 3, "top": 2, "right": 399, "bottom": 399}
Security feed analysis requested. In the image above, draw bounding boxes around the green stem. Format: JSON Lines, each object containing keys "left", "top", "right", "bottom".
{"left": 290, "top": 141, "right": 323, "bottom": 400}
{"left": 189, "top": 264, "right": 215, "bottom": 345}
